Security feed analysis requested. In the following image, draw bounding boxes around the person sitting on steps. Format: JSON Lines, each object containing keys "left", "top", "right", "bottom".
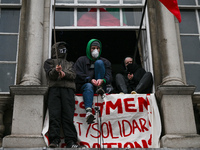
{"left": 74, "top": 39, "right": 112, "bottom": 124}
{"left": 115, "top": 56, "right": 153, "bottom": 94}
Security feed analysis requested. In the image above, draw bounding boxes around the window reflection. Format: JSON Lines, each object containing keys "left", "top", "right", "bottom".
{"left": 185, "top": 64, "right": 200, "bottom": 91}
{"left": 56, "top": 0, "right": 74, "bottom": 3}
{"left": 0, "top": 35, "right": 18, "bottom": 61}
{"left": 123, "top": 0, "right": 142, "bottom": 4}
{"left": 100, "top": 0, "right": 119, "bottom": 4}
{"left": 78, "top": 0, "right": 96, "bottom": 4}
{"left": 0, "top": 9, "right": 20, "bottom": 33}
{"left": 181, "top": 36, "right": 200, "bottom": 61}
{"left": 77, "top": 8, "right": 97, "bottom": 26}
{"left": 1, "top": 0, "right": 20, "bottom": 4}
{"left": 123, "top": 8, "right": 142, "bottom": 26}
{"left": 0, "top": 64, "right": 16, "bottom": 92}
{"left": 177, "top": 0, "right": 196, "bottom": 5}
{"left": 55, "top": 8, "right": 74, "bottom": 26}
{"left": 100, "top": 8, "right": 120, "bottom": 26}
{"left": 179, "top": 10, "right": 198, "bottom": 33}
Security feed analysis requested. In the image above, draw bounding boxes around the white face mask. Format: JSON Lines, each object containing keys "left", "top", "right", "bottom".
{"left": 91, "top": 49, "right": 99, "bottom": 58}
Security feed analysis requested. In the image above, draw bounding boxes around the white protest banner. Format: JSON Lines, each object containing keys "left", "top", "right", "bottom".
{"left": 42, "top": 93, "right": 161, "bottom": 148}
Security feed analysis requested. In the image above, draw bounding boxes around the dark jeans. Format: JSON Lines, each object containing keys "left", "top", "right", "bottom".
{"left": 80, "top": 60, "right": 106, "bottom": 109}
{"left": 48, "top": 87, "right": 77, "bottom": 144}
{"left": 115, "top": 72, "right": 153, "bottom": 94}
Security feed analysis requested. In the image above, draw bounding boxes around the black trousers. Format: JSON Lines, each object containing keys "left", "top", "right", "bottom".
{"left": 48, "top": 87, "right": 77, "bottom": 144}
{"left": 115, "top": 72, "right": 153, "bottom": 94}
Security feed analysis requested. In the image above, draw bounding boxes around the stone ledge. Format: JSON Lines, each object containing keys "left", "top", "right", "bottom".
{"left": 10, "top": 85, "right": 48, "bottom": 96}
{"left": 161, "top": 134, "right": 200, "bottom": 148}
{"left": 3, "top": 135, "right": 46, "bottom": 148}
{"left": 156, "top": 85, "right": 196, "bottom": 100}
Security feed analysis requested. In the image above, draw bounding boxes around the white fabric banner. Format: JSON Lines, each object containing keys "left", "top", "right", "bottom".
{"left": 42, "top": 93, "right": 161, "bottom": 148}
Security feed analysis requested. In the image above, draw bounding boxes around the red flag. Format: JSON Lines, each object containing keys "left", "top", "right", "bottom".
{"left": 159, "top": 0, "right": 181, "bottom": 22}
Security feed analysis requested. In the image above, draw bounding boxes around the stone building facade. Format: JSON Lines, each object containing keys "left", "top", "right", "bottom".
{"left": 0, "top": 0, "right": 200, "bottom": 148}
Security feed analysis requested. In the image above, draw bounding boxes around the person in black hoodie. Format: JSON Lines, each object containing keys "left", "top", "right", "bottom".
{"left": 44, "top": 42, "right": 81, "bottom": 148}
{"left": 115, "top": 57, "right": 153, "bottom": 94}
{"left": 74, "top": 39, "right": 112, "bottom": 124}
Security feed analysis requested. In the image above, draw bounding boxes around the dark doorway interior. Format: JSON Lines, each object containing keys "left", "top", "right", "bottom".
{"left": 53, "top": 30, "right": 141, "bottom": 90}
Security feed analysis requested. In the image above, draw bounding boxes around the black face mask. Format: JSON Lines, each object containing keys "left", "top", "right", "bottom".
{"left": 127, "top": 63, "right": 139, "bottom": 74}
{"left": 59, "top": 47, "right": 67, "bottom": 54}
{"left": 57, "top": 46, "right": 68, "bottom": 58}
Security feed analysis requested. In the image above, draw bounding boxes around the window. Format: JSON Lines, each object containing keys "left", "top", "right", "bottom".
{"left": 51, "top": 0, "right": 153, "bottom": 83}
{"left": 178, "top": 0, "right": 200, "bottom": 92}
{"left": 0, "top": 0, "right": 21, "bottom": 92}
{"left": 54, "top": 0, "right": 143, "bottom": 28}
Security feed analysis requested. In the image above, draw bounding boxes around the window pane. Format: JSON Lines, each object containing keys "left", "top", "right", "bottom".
{"left": 123, "top": 8, "right": 142, "bottom": 26}
{"left": 1, "top": 0, "right": 20, "bottom": 4}
{"left": 185, "top": 64, "right": 200, "bottom": 92}
{"left": 56, "top": 0, "right": 74, "bottom": 3}
{"left": 123, "top": 0, "right": 142, "bottom": 4}
{"left": 0, "top": 35, "right": 18, "bottom": 61}
{"left": 101, "top": 8, "right": 120, "bottom": 26}
{"left": 179, "top": 10, "right": 198, "bottom": 33}
{"left": 78, "top": 0, "right": 96, "bottom": 4}
{"left": 177, "top": 0, "right": 196, "bottom": 5}
{"left": 77, "top": 8, "right": 97, "bottom": 26}
{"left": 101, "top": 0, "right": 119, "bottom": 4}
{"left": 0, "top": 9, "right": 20, "bottom": 33}
{"left": 181, "top": 35, "right": 200, "bottom": 61}
{"left": 199, "top": 10, "right": 200, "bottom": 24}
{"left": 55, "top": 8, "right": 74, "bottom": 26}
{"left": 0, "top": 64, "right": 16, "bottom": 92}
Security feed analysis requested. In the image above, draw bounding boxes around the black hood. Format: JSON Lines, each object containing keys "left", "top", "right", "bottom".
{"left": 126, "top": 63, "right": 140, "bottom": 74}
{"left": 51, "top": 41, "right": 69, "bottom": 59}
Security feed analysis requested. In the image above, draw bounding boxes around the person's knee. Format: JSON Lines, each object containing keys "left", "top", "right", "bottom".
{"left": 116, "top": 73, "right": 123, "bottom": 80}
{"left": 83, "top": 83, "right": 93, "bottom": 89}
{"left": 145, "top": 72, "right": 153, "bottom": 80}
{"left": 144, "top": 72, "right": 153, "bottom": 86}
{"left": 94, "top": 60, "right": 104, "bottom": 67}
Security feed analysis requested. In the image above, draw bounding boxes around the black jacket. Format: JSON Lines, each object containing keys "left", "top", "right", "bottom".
{"left": 74, "top": 56, "right": 112, "bottom": 91}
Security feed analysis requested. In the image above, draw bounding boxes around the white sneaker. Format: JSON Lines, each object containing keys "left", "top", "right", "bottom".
{"left": 131, "top": 91, "right": 137, "bottom": 94}
{"left": 86, "top": 111, "right": 95, "bottom": 124}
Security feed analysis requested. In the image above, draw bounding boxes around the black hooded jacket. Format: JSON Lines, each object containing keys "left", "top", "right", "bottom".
{"left": 44, "top": 42, "right": 76, "bottom": 90}
{"left": 123, "top": 63, "right": 146, "bottom": 89}
{"left": 74, "top": 39, "right": 112, "bottom": 92}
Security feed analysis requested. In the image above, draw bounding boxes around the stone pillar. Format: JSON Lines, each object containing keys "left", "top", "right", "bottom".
{"left": 157, "top": 1, "right": 185, "bottom": 86}
{"left": 20, "top": 0, "right": 45, "bottom": 85}
{"left": 156, "top": 85, "right": 200, "bottom": 148}
{"left": 2, "top": 86, "right": 48, "bottom": 148}
{"left": 154, "top": 2, "right": 200, "bottom": 148}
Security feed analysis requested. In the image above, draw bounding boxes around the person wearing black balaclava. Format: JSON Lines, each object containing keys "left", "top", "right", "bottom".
{"left": 115, "top": 57, "right": 153, "bottom": 94}
{"left": 74, "top": 39, "right": 112, "bottom": 124}
{"left": 43, "top": 42, "right": 81, "bottom": 148}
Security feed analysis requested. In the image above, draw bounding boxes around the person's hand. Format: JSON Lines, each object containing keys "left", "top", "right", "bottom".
{"left": 56, "top": 65, "right": 62, "bottom": 73}
{"left": 91, "top": 79, "right": 98, "bottom": 86}
{"left": 96, "top": 79, "right": 104, "bottom": 86}
{"left": 127, "top": 73, "right": 134, "bottom": 80}
{"left": 59, "top": 70, "right": 65, "bottom": 78}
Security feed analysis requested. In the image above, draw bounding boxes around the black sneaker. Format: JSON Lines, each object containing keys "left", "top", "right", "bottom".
{"left": 49, "top": 139, "right": 60, "bottom": 148}
{"left": 66, "top": 141, "right": 81, "bottom": 148}
{"left": 96, "top": 87, "right": 105, "bottom": 96}
{"left": 49, "top": 142, "right": 59, "bottom": 148}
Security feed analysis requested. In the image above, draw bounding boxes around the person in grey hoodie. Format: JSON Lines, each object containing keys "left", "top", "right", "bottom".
{"left": 74, "top": 39, "right": 112, "bottom": 124}
{"left": 44, "top": 42, "right": 80, "bottom": 148}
